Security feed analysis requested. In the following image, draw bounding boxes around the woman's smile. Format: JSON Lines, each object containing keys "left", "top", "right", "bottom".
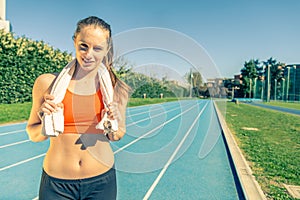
{"left": 82, "top": 58, "right": 95, "bottom": 66}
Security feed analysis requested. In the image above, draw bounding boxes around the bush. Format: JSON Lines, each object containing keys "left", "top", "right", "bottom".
{"left": 0, "top": 30, "right": 72, "bottom": 104}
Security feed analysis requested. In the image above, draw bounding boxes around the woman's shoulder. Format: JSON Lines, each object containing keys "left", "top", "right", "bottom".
{"left": 34, "top": 73, "right": 59, "bottom": 91}
{"left": 36, "top": 72, "right": 59, "bottom": 82}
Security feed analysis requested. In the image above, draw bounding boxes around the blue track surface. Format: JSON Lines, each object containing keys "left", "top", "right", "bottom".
{"left": 0, "top": 100, "right": 243, "bottom": 200}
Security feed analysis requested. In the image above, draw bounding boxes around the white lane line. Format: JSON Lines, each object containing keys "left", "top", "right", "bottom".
{"left": 127, "top": 100, "right": 180, "bottom": 110}
{"left": 0, "top": 129, "right": 25, "bottom": 136}
{"left": 0, "top": 139, "right": 30, "bottom": 149}
{"left": 0, "top": 153, "right": 46, "bottom": 172}
{"left": 126, "top": 102, "right": 194, "bottom": 127}
{"left": 32, "top": 197, "right": 38, "bottom": 200}
{"left": 127, "top": 103, "right": 180, "bottom": 117}
{"left": 143, "top": 102, "right": 208, "bottom": 200}
{"left": 126, "top": 101, "right": 192, "bottom": 118}
{"left": 114, "top": 101, "right": 201, "bottom": 154}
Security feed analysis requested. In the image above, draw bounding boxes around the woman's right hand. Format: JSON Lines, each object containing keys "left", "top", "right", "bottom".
{"left": 39, "top": 94, "right": 63, "bottom": 115}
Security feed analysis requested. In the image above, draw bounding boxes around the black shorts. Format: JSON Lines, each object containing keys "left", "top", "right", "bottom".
{"left": 39, "top": 168, "right": 117, "bottom": 200}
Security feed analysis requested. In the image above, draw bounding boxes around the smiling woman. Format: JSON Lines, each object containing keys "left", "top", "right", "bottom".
{"left": 26, "top": 16, "right": 130, "bottom": 200}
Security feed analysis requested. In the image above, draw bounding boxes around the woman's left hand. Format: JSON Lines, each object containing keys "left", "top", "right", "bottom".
{"left": 106, "top": 102, "right": 121, "bottom": 121}
{"left": 105, "top": 131, "right": 121, "bottom": 141}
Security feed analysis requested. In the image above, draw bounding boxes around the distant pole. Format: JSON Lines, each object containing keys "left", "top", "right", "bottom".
{"left": 249, "top": 78, "right": 252, "bottom": 99}
{"left": 281, "top": 78, "right": 285, "bottom": 101}
{"left": 286, "top": 67, "right": 290, "bottom": 102}
{"left": 293, "top": 65, "right": 296, "bottom": 102}
{"left": 253, "top": 77, "right": 257, "bottom": 99}
{"left": 267, "top": 65, "right": 271, "bottom": 102}
{"left": 274, "top": 79, "right": 277, "bottom": 101}
{"left": 189, "top": 69, "right": 193, "bottom": 98}
{"left": 261, "top": 79, "right": 264, "bottom": 101}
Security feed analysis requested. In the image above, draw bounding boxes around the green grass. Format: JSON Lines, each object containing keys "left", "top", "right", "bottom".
{"left": 0, "top": 102, "right": 32, "bottom": 125}
{"left": 263, "top": 101, "right": 300, "bottom": 110}
{"left": 127, "top": 97, "right": 188, "bottom": 107}
{"left": 225, "top": 102, "right": 300, "bottom": 200}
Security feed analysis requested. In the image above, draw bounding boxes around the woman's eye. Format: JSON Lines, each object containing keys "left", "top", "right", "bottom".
{"left": 79, "top": 44, "right": 88, "bottom": 51}
{"left": 94, "top": 47, "right": 103, "bottom": 52}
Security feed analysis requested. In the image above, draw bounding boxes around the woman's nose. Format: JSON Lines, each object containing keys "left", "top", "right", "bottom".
{"left": 85, "top": 48, "right": 93, "bottom": 59}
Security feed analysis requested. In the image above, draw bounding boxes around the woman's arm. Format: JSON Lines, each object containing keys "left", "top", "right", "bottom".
{"left": 107, "top": 80, "right": 130, "bottom": 141}
{"left": 26, "top": 73, "right": 57, "bottom": 142}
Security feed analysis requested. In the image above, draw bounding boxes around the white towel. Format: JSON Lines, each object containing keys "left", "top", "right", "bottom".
{"left": 41, "top": 59, "right": 118, "bottom": 136}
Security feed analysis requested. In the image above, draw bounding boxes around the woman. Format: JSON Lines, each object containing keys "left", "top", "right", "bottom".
{"left": 26, "top": 16, "right": 129, "bottom": 200}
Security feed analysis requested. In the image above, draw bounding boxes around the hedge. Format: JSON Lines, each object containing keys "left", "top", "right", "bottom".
{"left": 0, "top": 30, "right": 72, "bottom": 104}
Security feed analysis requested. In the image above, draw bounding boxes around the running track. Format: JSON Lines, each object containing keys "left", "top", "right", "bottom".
{"left": 0, "top": 100, "right": 243, "bottom": 199}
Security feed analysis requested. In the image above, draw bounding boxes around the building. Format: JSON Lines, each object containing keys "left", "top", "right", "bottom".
{"left": 0, "top": 0, "right": 10, "bottom": 32}
{"left": 283, "top": 64, "right": 300, "bottom": 101}
{"left": 206, "top": 78, "right": 227, "bottom": 98}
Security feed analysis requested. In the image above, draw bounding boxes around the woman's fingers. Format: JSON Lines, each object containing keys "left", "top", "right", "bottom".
{"left": 57, "top": 103, "right": 64, "bottom": 109}
{"left": 44, "top": 94, "right": 55, "bottom": 101}
{"left": 40, "top": 94, "right": 61, "bottom": 115}
{"left": 107, "top": 103, "right": 121, "bottom": 120}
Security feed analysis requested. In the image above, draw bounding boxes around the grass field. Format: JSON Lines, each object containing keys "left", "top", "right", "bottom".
{"left": 225, "top": 102, "right": 300, "bottom": 200}
{"left": 0, "top": 102, "right": 32, "bottom": 125}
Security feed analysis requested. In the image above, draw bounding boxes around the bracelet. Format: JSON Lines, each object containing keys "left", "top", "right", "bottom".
{"left": 105, "top": 131, "right": 121, "bottom": 141}
{"left": 37, "top": 111, "right": 44, "bottom": 120}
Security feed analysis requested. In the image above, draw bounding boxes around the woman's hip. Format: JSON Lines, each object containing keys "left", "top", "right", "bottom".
{"left": 39, "top": 167, "right": 117, "bottom": 200}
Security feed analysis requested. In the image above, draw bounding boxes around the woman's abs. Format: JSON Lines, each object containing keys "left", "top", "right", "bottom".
{"left": 43, "top": 134, "right": 114, "bottom": 179}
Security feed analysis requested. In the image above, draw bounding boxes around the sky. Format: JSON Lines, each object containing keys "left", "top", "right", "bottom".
{"left": 4, "top": 0, "right": 300, "bottom": 79}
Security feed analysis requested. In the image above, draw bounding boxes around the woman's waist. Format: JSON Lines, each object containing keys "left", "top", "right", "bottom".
{"left": 45, "top": 134, "right": 114, "bottom": 179}
{"left": 63, "top": 122, "right": 103, "bottom": 134}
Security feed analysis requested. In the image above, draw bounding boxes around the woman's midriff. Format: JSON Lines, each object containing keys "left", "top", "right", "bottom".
{"left": 43, "top": 133, "right": 114, "bottom": 179}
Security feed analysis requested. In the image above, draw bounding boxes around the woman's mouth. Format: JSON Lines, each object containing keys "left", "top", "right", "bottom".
{"left": 82, "top": 58, "right": 94, "bottom": 66}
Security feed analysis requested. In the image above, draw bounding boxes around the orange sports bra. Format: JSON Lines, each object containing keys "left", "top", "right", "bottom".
{"left": 62, "top": 89, "right": 104, "bottom": 134}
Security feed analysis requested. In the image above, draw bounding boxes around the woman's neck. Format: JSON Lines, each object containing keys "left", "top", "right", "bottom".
{"left": 69, "top": 63, "right": 99, "bottom": 95}
{"left": 72, "top": 63, "right": 99, "bottom": 81}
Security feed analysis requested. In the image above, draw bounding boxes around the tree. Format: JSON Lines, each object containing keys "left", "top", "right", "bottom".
{"left": 185, "top": 70, "right": 203, "bottom": 97}
{"left": 112, "top": 57, "right": 187, "bottom": 98}
{"left": 240, "top": 59, "right": 259, "bottom": 98}
{"left": 113, "top": 56, "right": 132, "bottom": 80}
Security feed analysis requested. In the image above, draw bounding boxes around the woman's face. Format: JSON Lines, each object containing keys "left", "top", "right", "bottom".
{"left": 74, "top": 25, "right": 110, "bottom": 71}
